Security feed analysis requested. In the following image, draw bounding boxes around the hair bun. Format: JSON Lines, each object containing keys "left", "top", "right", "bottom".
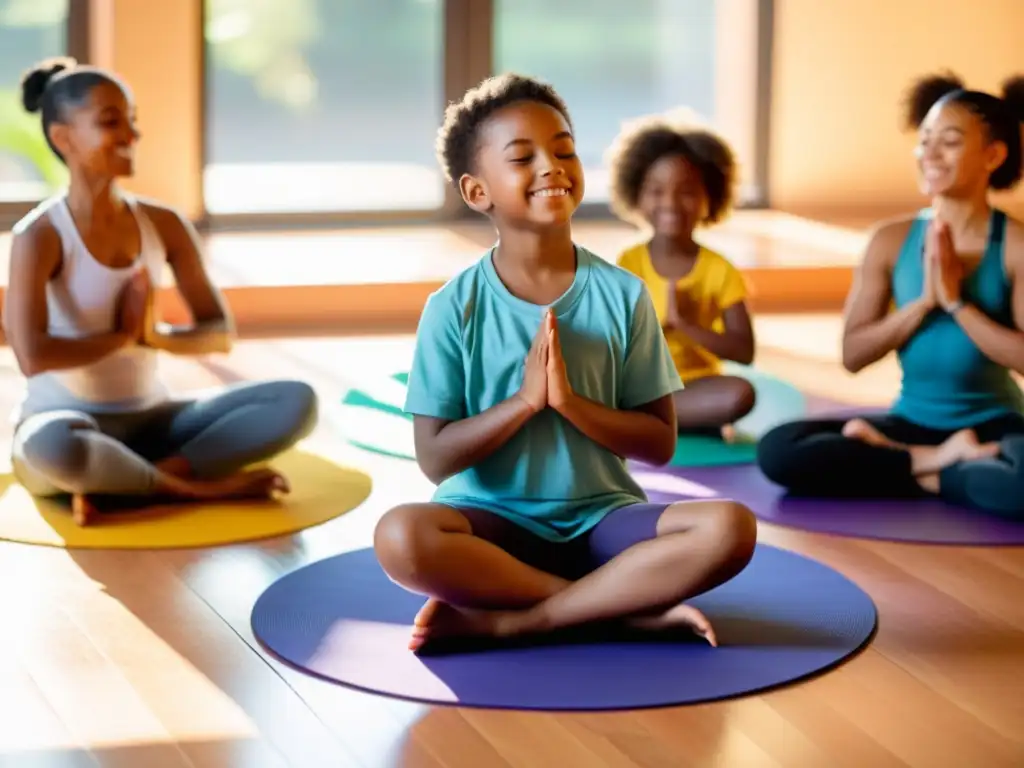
{"left": 1001, "top": 75, "right": 1024, "bottom": 123}
{"left": 902, "top": 71, "right": 964, "bottom": 129}
{"left": 19, "top": 56, "right": 78, "bottom": 113}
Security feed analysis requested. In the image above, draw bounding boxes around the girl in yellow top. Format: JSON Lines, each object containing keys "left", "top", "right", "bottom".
{"left": 607, "top": 115, "right": 757, "bottom": 436}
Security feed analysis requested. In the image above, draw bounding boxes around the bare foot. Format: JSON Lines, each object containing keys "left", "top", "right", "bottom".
{"left": 910, "top": 429, "right": 999, "bottom": 476}
{"left": 409, "top": 598, "right": 502, "bottom": 652}
{"left": 196, "top": 468, "right": 290, "bottom": 500}
{"left": 71, "top": 494, "right": 98, "bottom": 526}
{"left": 158, "top": 468, "right": 290, "bottom": 502}
{"left": 408, "top": 598, "right": 718, "bottom": 652}
{"left": 842, "top": 419, "right": 904, "bottom": 450}
{"left": 626, "top": 603, "right": 718, "bottom": 646}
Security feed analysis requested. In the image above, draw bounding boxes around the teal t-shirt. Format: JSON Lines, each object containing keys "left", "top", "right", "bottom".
{"left": 404, "top": 245, "right": 683, "bottom": 542}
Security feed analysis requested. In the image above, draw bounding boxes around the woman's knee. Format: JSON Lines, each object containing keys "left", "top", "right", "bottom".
{"left": 373, "top": 504, "right": 469, "bottom": 585}
{"left": 16, "top": 415, "right": 96, "bottom": 487}
{"left": 756, "top": 421, "right": 807, "bottom": 484}
{"left": 267, "top": 379, "right": 319, "bottom": 442}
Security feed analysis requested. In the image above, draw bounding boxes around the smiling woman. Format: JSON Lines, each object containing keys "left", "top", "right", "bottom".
{"left": 3, "top": 58, "right": 319, "bottom": 526}
{"left": 755, "top": 71, "right": 1024, "bottom": 521}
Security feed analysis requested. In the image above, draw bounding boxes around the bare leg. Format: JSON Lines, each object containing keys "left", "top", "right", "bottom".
{"left": 375, "top": 500, "right": 757, "bottom": 651}
{"left": 673, "top": 376, "right": 756, "bottom": 435}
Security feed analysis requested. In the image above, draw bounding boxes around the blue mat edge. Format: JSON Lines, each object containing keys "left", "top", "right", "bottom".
{"left": 248, "top": 544, "right": 880, "bottom": 712}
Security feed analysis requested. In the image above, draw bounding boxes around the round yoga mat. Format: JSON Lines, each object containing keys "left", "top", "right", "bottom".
{"left": 0, "top": 449, "right": 372, "bottom": 549}
{"left": 251, "top": 545, "right": 877, "bottom": 711}
{"left": 635, "top": 462, "right": 1024, "bottom": 546}
{"left": 340, "top": 366, "right": 810, "bottom": 467}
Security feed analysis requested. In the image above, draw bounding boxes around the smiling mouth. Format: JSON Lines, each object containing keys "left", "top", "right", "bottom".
{"left": 530, "top": 187, "right": 570, "bottom": 198}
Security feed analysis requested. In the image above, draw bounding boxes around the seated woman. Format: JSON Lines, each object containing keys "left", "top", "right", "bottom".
{"left": 606, "top": 113, "right": 756, "bottom": 439}
{"left": 5, "top": 58, "right": 318, "bottom": 525}
{"left": 757, "top": 72, "right": 1024, "bottom": 519}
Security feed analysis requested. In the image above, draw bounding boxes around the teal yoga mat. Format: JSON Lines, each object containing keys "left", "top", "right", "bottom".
{"left": 339, "top": 366, "right": 807, "bottom": 468}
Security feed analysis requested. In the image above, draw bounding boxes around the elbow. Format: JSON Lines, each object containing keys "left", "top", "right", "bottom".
{"left": 645, "top": 427, "right": 678, "bottom": 467}
{"left": 9, "top": 339, "right": 44, "bottom": 378}
{"left": 840, "top": 336, "right": 865, "bottom": 373}
{"left": 736, "top": 344, "right": 755, "bottom": 367}
{"left": 841, "top": 347, "right": 865, "bottom": 374}
{"left": 415, "top": 451, "right": 449, "bottom": 485}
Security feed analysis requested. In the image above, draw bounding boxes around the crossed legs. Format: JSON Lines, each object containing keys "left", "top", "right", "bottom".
{"left": 12, "top": 379, "right": 318, "bottom": 523}
{"left": 373, "top": 499, "right": 757, "bottom": 651}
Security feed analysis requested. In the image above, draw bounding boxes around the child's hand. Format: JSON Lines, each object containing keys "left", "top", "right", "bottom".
{"left": 546, "top": 310, "right": 573, "bottom": 409}
{"left": 518, "top": 314, "right": 549, "bottom": 412}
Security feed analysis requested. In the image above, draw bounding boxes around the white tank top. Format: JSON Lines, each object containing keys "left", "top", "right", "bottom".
{"left": 12, "top": 194, "right": 168, "bottom": 421}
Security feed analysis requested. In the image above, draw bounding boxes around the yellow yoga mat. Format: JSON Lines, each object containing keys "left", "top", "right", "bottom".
{"left": 0, "top": 449, "right": 372, "bottom": 549}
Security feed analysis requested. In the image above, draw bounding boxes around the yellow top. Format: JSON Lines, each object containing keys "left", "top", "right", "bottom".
{"left": 617, "top": 242, "right": 748, "bottom": 382}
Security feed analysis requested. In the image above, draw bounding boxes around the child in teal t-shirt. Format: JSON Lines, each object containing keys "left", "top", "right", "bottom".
{"left": 373, "top": 74, "right": 757, "bottom": 653}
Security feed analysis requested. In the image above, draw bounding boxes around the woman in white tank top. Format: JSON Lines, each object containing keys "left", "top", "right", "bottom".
{"left": 4, "top": 58, "right": 318, "bottom": 525}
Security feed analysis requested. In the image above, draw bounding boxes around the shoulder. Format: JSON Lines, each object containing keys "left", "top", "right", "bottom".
{"left": 1002, "top": 213, "right": 1024, "bottom": 275}
{"left": 862, "top": 213, "right": 920, "bottom": 267}
{"left": 585, "top": 247, "right": 647, "bottom": 296}
{"left": 419, "top": 253, "right": 489, "bottom": 328}
{"left": 697, "top": 246, "right": 740, "bottom": 274}
{"left": 10, "top": 199, "right": 62, "bottom": 263}
{"left": 615, "top": 241, "right": 650, "bottom": 271}
{"left": 135, "top": 197, "right": 191, "bottom": 233}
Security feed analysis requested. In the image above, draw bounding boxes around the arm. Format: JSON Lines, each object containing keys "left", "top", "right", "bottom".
{"left": 950, "top": 234, "right": 1024, "bottom": 374}
{"left": 553, "top": 393, "right": 676, "bottom": 466}
{"left": 413, "top": 398, "right": 537, "bottom": 485}
{"left": 841, "top": 219, "right": 932, "bottom": 373}
{"left": 142, "top": 204, "right": 234, "bottom": 355}
{"left": 669, "top": 301, "right": 755, "bottom": 365}
{"left": 550, "top": 289, "right": 680, "bottom": 466}
{"left": 405, "top": 291, "right": 539, "bottom": 484}
{"left": 3, "top": 222, "right": 130, "bottom": 377}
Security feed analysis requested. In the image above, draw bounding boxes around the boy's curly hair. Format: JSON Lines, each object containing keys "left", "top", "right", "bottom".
{"left": 436, "top": 72, "right": 573, "bottom": 188}
{"left": 606, "top": 112, "right": 737, "bottom": 225}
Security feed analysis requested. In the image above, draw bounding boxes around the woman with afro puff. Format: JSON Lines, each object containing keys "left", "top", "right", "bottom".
{"left": 607, "top": 115, "right": 756, "bottom": 439}
{"left": 757, "top": 72, "right": 1024, "bottom": 520}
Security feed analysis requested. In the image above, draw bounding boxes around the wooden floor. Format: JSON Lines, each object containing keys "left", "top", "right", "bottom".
{"left": 0, "top": 315, "right": 1022, "bottom": 768}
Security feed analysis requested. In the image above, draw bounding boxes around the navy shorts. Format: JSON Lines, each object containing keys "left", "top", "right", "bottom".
{"left": 457, "top": 502, "right": 671, "bottom": 580}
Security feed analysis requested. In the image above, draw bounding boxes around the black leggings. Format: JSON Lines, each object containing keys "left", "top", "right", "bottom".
{"left": 757, "top": 412, "right": 1024, "bottom": 519}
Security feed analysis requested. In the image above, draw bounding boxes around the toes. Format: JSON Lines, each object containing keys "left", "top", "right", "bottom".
{"left": 413, "top": 598, "right": 441, "bottom": 628}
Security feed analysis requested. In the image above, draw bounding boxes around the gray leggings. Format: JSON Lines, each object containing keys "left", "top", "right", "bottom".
{"left": 12, "top": 379, "right": 318, "bottom": 498}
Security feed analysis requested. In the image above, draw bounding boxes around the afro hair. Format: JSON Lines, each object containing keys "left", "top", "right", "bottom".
{"left": 435, "top": 72, "right": 573, "bottom": 188}
{"left": 605, "top": 112, "right": 737, "bottom": 226}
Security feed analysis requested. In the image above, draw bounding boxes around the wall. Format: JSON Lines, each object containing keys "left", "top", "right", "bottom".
{"left": 97, "top": 0, "right": 204, "bottom": 220}
{"left": 769, "top": 0, "right": 1024, "bottom": 217}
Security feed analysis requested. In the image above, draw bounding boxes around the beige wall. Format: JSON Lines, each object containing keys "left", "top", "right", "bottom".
{"left": 101, "top": 0, "right": 1024, "bottom": 222}
{"left": 97, "top": 0, "right": 204, "bottom": 220}
{"left": 769, "top": 0, "right": 1024, "bottom": 216}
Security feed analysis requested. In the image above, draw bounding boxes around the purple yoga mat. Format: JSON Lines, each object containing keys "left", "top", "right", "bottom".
{"left": 251, "top": 546, "right": 876, "bottom": 711}
{"left": 634, "top": 462, "right": 1024, "bottom": 546}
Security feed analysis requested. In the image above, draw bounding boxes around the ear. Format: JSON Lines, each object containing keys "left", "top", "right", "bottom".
{"left": 47, "top": 121, "right": 72, "bottom": 159}
{"left": 459, "top": 173, "right": 492, "bottom": 214}
{"left": 984, "top": 140, "right": 1009, "bottom": 176}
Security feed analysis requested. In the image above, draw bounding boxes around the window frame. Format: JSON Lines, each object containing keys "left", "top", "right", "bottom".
{"left": 197, "top": 0, "right": 773, "bottom": 232}
{"left": 0, "top": 0, "right": 90, "bottom": 231}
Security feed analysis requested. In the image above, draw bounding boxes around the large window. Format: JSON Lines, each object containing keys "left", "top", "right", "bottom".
{"left": 202, "top": 0, "right": 766, "bottom": 219}
{"left": 0, "top": 0, "right": 70, "bottom": 203}
{"left": 203, "top": 0, "right": 445, "bottom": 215}
{"left": 494, "top": 0, "right": 756, "bottom": 206}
